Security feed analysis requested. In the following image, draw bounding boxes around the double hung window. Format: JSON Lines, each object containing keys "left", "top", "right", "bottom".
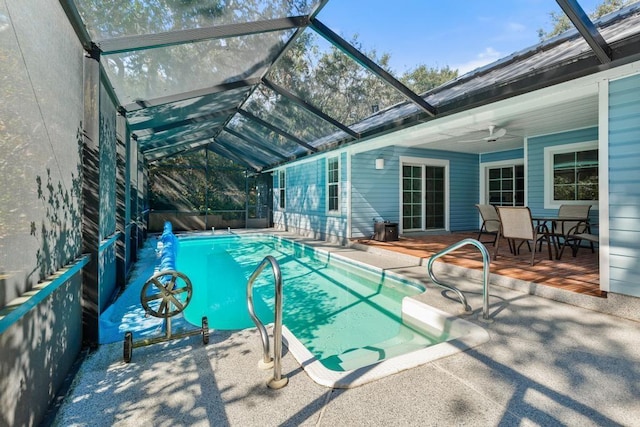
{"left": 327, "top": 157, "right": 340, "bottom": 213}
{"left": 279, "top": 170, "right": 286, "bottom": 210}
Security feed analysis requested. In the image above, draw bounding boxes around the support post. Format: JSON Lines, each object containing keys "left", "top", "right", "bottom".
{"left": 81, "top": 51, "right": 101, "bottom": 347}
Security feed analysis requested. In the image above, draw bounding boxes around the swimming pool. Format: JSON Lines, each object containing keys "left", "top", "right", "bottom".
{"left": 177, "top": 234, "right": 490, "bottom": 387}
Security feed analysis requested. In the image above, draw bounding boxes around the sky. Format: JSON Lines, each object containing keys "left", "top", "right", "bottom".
{"left": 316, "top": 0, "right": 604, "bottom": 75}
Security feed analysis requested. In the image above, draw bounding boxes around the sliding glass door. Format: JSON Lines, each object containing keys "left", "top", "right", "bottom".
{"left": 401, "top": 159, "right": 447, "bottom": 231}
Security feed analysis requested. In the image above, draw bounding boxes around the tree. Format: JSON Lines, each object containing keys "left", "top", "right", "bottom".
{"left": 538, "top": 0, "right": 634, "bottom": 40}
{"left": 400, "top": 65, "right": 459, "bottom": 94}
{"left": 267, "top": 33, "right": 458, "bottom": 128}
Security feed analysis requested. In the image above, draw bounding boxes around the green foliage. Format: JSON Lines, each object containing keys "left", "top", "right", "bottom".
{"left": 538, "top": 0, "right": 634, "bottom": 40}
{"left": 268, "top": 33, "right": 457, "bottom": 127}
{"left": 149, "top": 149, "right": 249, "bottom": 212}
{"left": 400, "top": 65, "right": 459, "bottom": 94}
{"left": 126, "top": 1, "right": 460, "bottom": 210}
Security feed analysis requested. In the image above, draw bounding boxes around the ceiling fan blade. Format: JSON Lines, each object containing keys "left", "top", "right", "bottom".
{"left": 493, "top": 128, "right": 507, "bottom": 138}
{"left": 483, "top": 127, "right": 507, "bottom": 141}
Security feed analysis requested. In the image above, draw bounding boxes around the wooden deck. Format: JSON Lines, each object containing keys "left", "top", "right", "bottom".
{"left": 353, "top": 231, "right": 603, "bottom": 297}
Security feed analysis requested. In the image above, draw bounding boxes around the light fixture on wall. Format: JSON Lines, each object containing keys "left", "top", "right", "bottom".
{"left": 375, "top": 157, "right": 385, "bottom": 170}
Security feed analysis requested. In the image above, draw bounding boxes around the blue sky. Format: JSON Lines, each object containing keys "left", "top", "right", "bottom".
{"left": 316, "top": 0, "right": 603, "bottom": 75}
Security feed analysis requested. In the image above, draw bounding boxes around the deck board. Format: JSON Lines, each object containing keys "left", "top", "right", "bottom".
{"left": 353, "top": 231, "right": 603, "bottom": 298}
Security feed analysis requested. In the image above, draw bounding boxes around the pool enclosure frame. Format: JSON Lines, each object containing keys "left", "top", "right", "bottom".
{"left": 2, "top": 1, "right": 640, "bottom": 426}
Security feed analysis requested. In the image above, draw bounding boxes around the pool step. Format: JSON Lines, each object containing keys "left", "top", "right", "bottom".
{"left": 330, "top": 327, "right": 435, "bottom": 371}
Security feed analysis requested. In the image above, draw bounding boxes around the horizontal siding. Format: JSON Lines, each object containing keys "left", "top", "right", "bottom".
{"left": 610, "top": 217, "right": 640, "bottom": 232}
{"left": 445, "top": 149, "right": 481, "bottom": 232}
{"left": 526, "top": 127, "right": 598, "bottom": 217}
{"left": 287, "top": 160, "right": 325, "bottom": 214}
{"left": 480, "top": 148, "right": 524, "bottom": 163}
{"left": 351, "top": 148, "right": 398, "bottom": 237}
{"left": 608, "top": 74, "right": 640, "bottom": 297}
{"left": 272, "top": 155, "right": 347, "bottom": 242}
{"left": 351, "top": 146, "right": 478, "bottom": 238}
{"left": 608, "top": 279, "right": 640, "bottom": 296}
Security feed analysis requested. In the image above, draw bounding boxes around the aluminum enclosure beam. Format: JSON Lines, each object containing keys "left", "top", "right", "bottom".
{"left": 310, "top": 18, "right": 437, "bottom": 117}
{"left": 209, "top": 141, "right": 262, "bottom": 171}
{"left": 141, "top": 126, "right": 226, "bottom": 153}
{"left": 556, "top": 0, "right": 612, "bottom": 63}
{"left": 205, "top": 144, "right": 253, "bottom": 169}
{"left": 122, "top": 78, "right": 260, "bottom": 112}
{"left": 97, "top": 16, "right": 310, "bottom": 54}
{"left": 59, "top": 0, "right": 93, "bottom": 51}
{"left": 138, "top": 108, "right": 239, "bottom": 135}
{"left": 236, "top": 109, "right": 318, "bottom": 153}
{"left": 215, "top": 135, "right": 280, "bottom": 167}
{"left": 262, "top": 78, "right": 360, "bottom": 139}
{"left": 145, "top": 139, "right": 212, "bottom": 161}
{"left": 222, "top": 127, "right": 289, "bottom": 160}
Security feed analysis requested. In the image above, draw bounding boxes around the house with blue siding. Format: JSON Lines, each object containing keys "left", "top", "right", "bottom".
{"left": 273, "top": 6, "right": 640, "bottom": 301}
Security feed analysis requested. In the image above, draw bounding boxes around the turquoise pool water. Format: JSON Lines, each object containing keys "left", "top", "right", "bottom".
{"left": 179, "top": 234, "right": 442, "bottom": 372}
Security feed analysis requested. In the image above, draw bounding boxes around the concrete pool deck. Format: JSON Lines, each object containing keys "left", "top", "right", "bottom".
{"left": 51, "top": 231, "right": 640, "bottom": 426}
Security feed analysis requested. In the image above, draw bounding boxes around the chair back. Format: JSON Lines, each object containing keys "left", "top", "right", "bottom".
{"left": 558, "top": 204, "right": 591, "bottom": 234}
{"left": 476, "top": 204, "right": 500, "bottom": 233}
{"left": 496, "top": 206, "right": 535, "bottom": 240}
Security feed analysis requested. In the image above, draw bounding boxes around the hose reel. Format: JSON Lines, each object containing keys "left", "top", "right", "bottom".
{"left": 123, "top": 269, "right": 209, "bottom": 363}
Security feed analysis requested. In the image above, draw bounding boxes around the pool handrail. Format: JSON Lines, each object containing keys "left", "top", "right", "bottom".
{"left": 246, "top": 255, "right": 288, "bottom": 389}
{"left": 427, "top": 238, "right": 492, "bottom": 321}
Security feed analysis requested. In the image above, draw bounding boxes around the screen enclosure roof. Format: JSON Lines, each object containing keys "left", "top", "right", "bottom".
{"left": 61, "top": 0, "right": 640, "bottom": 171}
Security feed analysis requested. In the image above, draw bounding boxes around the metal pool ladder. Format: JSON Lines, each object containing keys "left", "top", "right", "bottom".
{"left": 246, "top": 255, "right": 288, "bottom": 389}
{"left": 427, "top": 238, "right": 493, "bottom": 322}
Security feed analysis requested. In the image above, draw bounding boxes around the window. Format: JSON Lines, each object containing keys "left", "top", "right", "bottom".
{"left": 279, "top": 170, "right": 286, "bottom": 210}
{"left": 545, "top": 142, "right": 598, "bottom": 208}
{"left": 553, "top": 150, "right": 598, "bottom": 200}
{"left": 487, "top": 165, "right": 524, "bottom": 206}
{"left": 327, "top": 157, "right": 340, "bottom": 213}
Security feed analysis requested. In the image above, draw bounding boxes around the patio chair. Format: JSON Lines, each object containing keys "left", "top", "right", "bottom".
{"left": 475, "top": 204, "right": 500, "bottom": 245}
{"left": 552, "top": 204, "right": 593, "bottom": 254}
{"left": 494, "top": 206, "right": 553, "bottom": 265}
{"left": 557, "top": 220, "right": 599, "bottom": 258}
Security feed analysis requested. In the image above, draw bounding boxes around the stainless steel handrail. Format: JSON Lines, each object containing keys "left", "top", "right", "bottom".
{"left": 246, "top": 255, "right": 288, "bottom": 389}
{"left": 427, "top": 238, "right": 492, "bottom": 321}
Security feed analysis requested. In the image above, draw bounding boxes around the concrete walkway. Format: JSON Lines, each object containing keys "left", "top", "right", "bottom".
{"left": 52, "top": 233, "right": 640, "bottom": 426}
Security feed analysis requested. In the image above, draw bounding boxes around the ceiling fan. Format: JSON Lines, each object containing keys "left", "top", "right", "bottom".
{"left": 482, "top": 125, "right": 507, "bottom": 142}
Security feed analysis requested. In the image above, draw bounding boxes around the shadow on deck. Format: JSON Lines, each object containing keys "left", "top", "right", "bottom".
{"left": 353, "top": 231, "right": 603, "bottom": 298}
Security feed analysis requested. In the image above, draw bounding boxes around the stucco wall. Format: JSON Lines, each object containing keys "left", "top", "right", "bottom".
{"left": 0, "top": 1, "right": 87, "bottom": 425}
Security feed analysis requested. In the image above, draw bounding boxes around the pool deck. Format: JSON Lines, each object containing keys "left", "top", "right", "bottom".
{"left": 51, "top": 230, "right": 640, "bottom": 426}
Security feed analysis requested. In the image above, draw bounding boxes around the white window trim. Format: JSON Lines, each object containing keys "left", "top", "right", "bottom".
{"left": 544, "top": 140, "right": 598, "bottom": 210}
{"left": 398, "top": 156, "right": 450, "bottom": 233}
{"left": 479, "top": 159, "right": 525, "bottom": 208}
{"left": 326, "top": 156, "right": 341, "bottom": 215}
{"left": 278, "top": 169, "right": 286, "bottom": 211}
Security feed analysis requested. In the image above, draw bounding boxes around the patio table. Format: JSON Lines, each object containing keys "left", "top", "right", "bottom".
{"left": 532, "top": 216, "right": 590, "bottom": 259}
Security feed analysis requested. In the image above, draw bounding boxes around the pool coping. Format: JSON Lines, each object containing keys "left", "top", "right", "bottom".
{"left": 282, "top": 297, "right": 491, "bottom": 389}
{"left": 138, "top": 231, "right": 492, "bottom": 388}
{"left": 178, "top": 231, "right": 491, "bottom": 388}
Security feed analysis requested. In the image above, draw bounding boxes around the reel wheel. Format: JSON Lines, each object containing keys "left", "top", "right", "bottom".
{"left": 202, "top": 316, "right": 209, "bottom": 344}
{"left": 141, "top": 270, "right": 193, "bottom": 318}
{"left": 123, "top": 331, "right": 133, "bottom": 363}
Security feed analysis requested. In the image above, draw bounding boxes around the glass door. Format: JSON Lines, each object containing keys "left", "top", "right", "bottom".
{"left": 425, "top": 166, "right": 445, "bottom": 228}
{"left": 402, "top": 165, "right": 422, "bottom": 230}
{"left": 402, "top": 164, "right": 446, "bottom": 231}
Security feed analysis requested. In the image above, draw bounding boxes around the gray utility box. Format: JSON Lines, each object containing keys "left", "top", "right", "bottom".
{"left": 374, "top": 221, "right": 399, "bottom": 242}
